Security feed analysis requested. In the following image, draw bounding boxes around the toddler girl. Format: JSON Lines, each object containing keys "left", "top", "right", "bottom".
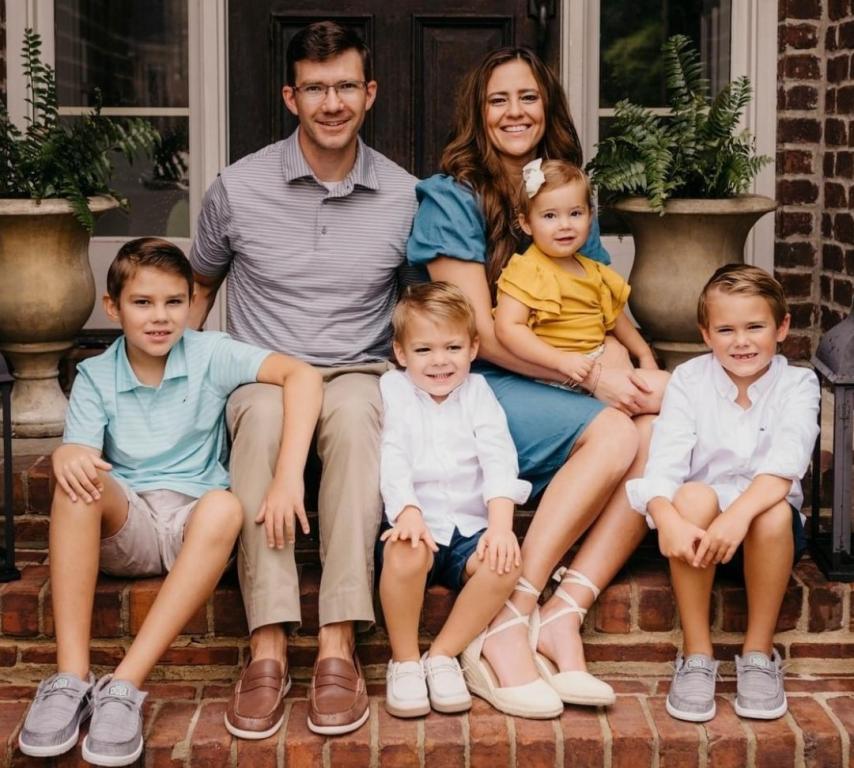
{"left": 494, "top": 159, "right": 668, "bottom": 413}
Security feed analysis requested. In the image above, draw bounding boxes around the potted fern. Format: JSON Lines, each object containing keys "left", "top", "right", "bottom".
{"left": 587, "top": 34, "right": 774, "bottom": 369}
{"left": 0, "top": 29, "right": 157, "bottom": 436}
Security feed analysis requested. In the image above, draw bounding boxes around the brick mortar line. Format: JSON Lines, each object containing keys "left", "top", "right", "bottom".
{"left": 369, "top": 697, "right": 379, "bottom": 768}
{"left": 791, "top": 566, "right": 810, "bottom": 633}
{"left": 551, "top": 717, "right": 563, "bottom": 768}
{"left": 817, "top": 693, "right": 850, "bottom": 768}
{"left": 598, "top": 705, "right": 613, "bottom": 768}
{"left": 506, "top": 715, "right": 516, "bottom": 768}
{"left": 783, "top": 710, "right": 806, "bottom": 768}
{"left": 416, "top": 717, "right": 424, "bottom": 768}
{"left": 142, "top": 699, "right": 163, "bottom": 739}
{"left": 175, "top": 700, "right": 202, "bottom": 766}
{"left": 736, "top": 694, "right": 756, "bottom": 768}
{"left": 637, "top": 694, "right": 660, "bottom": 768}
{"left": 460, "top": 705, "right": 471, "bottom": 768}
{"left": 277, "top": 700, "right": 291, "bottom": 768}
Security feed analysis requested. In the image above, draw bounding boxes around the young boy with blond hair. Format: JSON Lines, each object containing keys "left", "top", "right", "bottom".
{"left": 18, "top": 238, "right": 322, "bottom": 765}
{"left": 627, "top": 264, "right": 820, "bottom": 723}
{"left": 377, "top": 281, "right": 539, "bottom": 718}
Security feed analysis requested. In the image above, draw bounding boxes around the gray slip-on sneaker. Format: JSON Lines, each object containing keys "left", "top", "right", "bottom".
{"left": 734, "top": 649, "right": 787, "bottom": 719}
{"left": 81, "top": 675, "right": 148, "bottom": 767}
{"left": 18, "top": 671, "right": 95, "bottom": 757}
{"left": 665, "top": 653, "right": 719, "bottom": 722}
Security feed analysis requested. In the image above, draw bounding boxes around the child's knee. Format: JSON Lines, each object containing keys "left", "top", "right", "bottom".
{"left": 748, "top": 501, "right": 792, "bottom": 544}
{"left": 197, "top": 490, "right": 244, "bottom": 540}
{"left": 673, "top": 483, "right": 718, "bottom": 527}
{"left": 382, "top": 540, "right": 432, "bottom": 580}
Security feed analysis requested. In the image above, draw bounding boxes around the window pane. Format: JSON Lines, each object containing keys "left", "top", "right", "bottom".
{"left": 55, "top": 0, "right": 188, "bottom": 108}
{"left": 600, "top": 0, "right": 731, "bottom": 109}
{"left": 72, "top": 116, "right": 190, "bottom": 238}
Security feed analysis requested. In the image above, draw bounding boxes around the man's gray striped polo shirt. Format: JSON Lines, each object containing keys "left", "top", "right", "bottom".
{"left": 190, "top": 130, "right": 418, "bottom": 366}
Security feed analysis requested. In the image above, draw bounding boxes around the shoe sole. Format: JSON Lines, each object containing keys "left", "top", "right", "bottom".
{"left": 665, "top": 696, "right": 716, "bottom": 723}
{"left": 307, "top": 704, "right": 370, "bottom": 735}
{"left": 734, "top": 696, "right": 787, "bottom": 720}
{"left": 223, "top": 676, "right": 292, "bottom": 740}
{"left": 430, "top": 697, "right": 472, "bottom": 714}
{"left": 465, "top": 680, "right": 563, "bottom": 719}
{"left": 81, "top": 736, "right": 143, "bottom": 767}
{"left": 18, "top": 726, "right": 82, "bottom": 758}
{"left": 384, "top": 699, "right": 431, "bottom": 718}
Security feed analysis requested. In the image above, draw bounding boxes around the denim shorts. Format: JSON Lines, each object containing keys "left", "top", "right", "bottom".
{"left": 703, "top": 503, "right": 807, "bottom": 581}
{"left": 375, "top": 524, "right": 484, "bottom": 591}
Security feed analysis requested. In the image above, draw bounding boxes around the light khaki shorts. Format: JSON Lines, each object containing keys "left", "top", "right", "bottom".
{"left": 99, "top": 484, "right": 199, "bottom": 577}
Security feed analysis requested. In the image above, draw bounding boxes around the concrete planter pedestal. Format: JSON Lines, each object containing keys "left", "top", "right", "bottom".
{"left": 0, "top": 197, "right": 117, "bottom": 437}
{"left": 613, "top": 195, "right": 777, "bottom": 371}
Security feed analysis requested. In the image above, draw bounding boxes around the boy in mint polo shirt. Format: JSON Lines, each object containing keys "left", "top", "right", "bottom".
{"left": 18, "top": 238, "right": 322, "bottom": 766}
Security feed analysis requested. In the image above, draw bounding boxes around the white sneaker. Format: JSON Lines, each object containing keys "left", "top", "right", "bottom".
{"left": 423, "top": 653, "right": 471, "bottom": 713}
{"left": 385, "top": 660, "right": 430, "bottom": 718}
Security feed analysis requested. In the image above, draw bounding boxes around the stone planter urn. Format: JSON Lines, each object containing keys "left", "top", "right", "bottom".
{"left": 614, "top": 195, "right": 777, "bottom": 371}
{"left": 0, "top": 196, "right": 117, "bottom": 437}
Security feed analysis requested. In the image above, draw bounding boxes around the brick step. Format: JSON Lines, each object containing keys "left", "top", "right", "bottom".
{"left": 2, "top": 680, "right": 854, "bottom": 767}
{"left": 1, "top": 554, "right": 851, "bottom": 684}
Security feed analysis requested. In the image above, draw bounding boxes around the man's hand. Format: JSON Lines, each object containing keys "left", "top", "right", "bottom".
{"left": 476, "top": 526, "right": 521, "bottom": 574}
{"left": 52, "top": 444, "right": 112, "bottom": 503}
{"left": 380, "top": 506, "right": 439, "bottom": 552}
{"left": 693, "top": 509, "right": 750, "bottom": 568}
{"left": 255, "top": 474, "right": 309, "bottom": 549}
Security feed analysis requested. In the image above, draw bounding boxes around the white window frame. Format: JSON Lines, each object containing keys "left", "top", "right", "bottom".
{"left": 562, "top": 0, "right": 778, "bottom": 281}
{"left": 5, "top": 0, "right": 229, "bottom": 329}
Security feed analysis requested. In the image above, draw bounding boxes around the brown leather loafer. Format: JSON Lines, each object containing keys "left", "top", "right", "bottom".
{"left": 225, "top": 658, "right": 290, "bottom": 739}
{"left": 307, "top": 652, "right": 369, "bottom": 735}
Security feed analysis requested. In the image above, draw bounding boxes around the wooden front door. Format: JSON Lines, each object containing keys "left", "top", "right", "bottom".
{"left": 228, "top": 1, "right": 561, "bottom": 177}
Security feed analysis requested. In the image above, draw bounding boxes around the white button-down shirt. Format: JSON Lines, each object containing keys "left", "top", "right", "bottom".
{"left": 626, "top": 354, "right": 820, "bottom": 527}
{"left": 380, "top": 369, "right": 531, "bottom": 545}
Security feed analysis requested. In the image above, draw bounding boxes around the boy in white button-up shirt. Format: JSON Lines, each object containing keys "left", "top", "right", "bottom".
{"left": 377, "top": 282, "right": 532, "bottom": 718}
{"left": 627, "top": 265, "right": 820, "bottom": 725}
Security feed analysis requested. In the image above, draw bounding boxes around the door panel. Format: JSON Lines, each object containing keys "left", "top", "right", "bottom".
{"left": 228, "top": 2, "right": 560, "bottom": 176}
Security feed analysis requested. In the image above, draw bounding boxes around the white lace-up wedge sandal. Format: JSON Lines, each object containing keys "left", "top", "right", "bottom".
{"left": 460, "top": 577, "right": 563, "bottom": 719}
{"left": 528, "top": 567, "right": 616, "bottom": 706}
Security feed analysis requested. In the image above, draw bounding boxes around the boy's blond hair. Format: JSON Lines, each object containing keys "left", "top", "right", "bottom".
{"left": 517, "top": 159, "right": 593, "bottom": 219}
{"left": 697, "top": 264, "right": 788, "bottom": 328}
{"left": 392, "top": 282, "right": 478, "bottom": 344}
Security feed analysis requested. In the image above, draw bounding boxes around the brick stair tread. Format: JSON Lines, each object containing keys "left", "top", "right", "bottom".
{"left": 2, "top": 681, "right": 854, "bottom": 767}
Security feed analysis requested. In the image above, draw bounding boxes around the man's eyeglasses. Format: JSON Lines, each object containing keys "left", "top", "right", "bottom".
{"left": 291, "top": 80, "right": 368, "bottom": 102}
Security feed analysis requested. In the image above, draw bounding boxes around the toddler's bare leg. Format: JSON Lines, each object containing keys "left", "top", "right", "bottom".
{"left": 380, "top": 541, "right": 433, "bottom": 662}
{"left": 669, "top": 483, "right": 719, "bottom": 656}
{"left": 113, "top": 490, "right": 243, "bottom": 687}
{"left": 430, "top": 554, "right": 519, "bottom": 658}
{"left": 742, "top": 501, "right": 794, "bottom": 655}
{"left": 51, "top": 474, "right": 129, "bottom": 679}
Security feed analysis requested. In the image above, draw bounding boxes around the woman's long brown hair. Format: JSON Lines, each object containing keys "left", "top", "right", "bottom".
{"left": 440, "top": 47, "right": 583, "bottom": 292}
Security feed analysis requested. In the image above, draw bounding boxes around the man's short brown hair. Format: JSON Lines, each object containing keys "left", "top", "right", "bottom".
{"left": 286, "top": 21, "right": 372, "bottom": 86}
{"left": 697, "top": 263, "right": 788, "bottom": 329}
{"left": 106, "top": 237, "right": 194, "bottom": 304}
{"left": 392, "top": 282, "right": 478, "bottom": 344}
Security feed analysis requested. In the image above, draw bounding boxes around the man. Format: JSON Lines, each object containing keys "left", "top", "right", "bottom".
{"left": 189, "top": 21, "right": 417, "bottom": 738}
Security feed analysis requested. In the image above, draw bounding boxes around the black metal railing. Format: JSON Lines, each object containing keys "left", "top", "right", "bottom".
{"left": 0, "top": 354, "right": 21, "bottom": 582}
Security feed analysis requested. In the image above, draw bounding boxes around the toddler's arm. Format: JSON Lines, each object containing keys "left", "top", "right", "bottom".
{"left": 612, "top": 312, "right": 658, "bottom": 370}
{"left": 254, "top": 353, "right": 323, "bottom": 548}
{"left": 494, "top": 292, "right": 593, "bottom": 385}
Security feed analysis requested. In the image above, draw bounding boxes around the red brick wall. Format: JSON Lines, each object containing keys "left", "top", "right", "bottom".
{"left": 777, "top": 0, "right": 854, "bottom": 360}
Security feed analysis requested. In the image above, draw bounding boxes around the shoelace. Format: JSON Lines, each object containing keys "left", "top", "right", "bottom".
{"left": 426, "top": 658, "right": 460, "bottom": 676}
{"left": 31, "top": 681, "right": 88, "bottom": 728}
{"left": 91, "top": 691, "right": 138, "bottom": 730}
{"left": 673, "top": 660, "right": 718, "bottom": 700}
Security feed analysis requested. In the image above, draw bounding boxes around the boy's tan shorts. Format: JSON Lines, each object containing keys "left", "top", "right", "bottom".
{"left": 99, "top": 484, "right": 199, "bottom": 577}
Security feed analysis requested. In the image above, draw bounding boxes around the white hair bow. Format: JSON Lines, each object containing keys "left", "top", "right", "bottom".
{"left": 522, "top": 158, "right": 545, "bottom": 198}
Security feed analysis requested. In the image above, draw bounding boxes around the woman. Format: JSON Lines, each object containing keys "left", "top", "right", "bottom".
{"left": 407, "top": 47, "right": 656, "bottom": 718}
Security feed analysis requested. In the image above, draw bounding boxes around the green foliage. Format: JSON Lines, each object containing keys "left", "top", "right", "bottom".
{"left": 587, "top": 35, "right": 771, "bottom": 213}
{"left": 0, "top": 29, "right": 159, "bottom": 232}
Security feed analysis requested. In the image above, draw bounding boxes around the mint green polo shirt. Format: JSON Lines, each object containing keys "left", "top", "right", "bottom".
{"left": 63, "top": 329, "right": 271, "bottom": 497}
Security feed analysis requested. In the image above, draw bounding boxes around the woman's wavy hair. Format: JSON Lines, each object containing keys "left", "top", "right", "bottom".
{"left": 440, "top": 47, "right": 583, "bottom": 290}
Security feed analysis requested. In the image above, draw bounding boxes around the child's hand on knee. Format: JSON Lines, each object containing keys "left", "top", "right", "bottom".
{"left": 381, "top": 506, "right": 439, "bottom": 552}
{"left": 657, "top": 515, "right": 705, "bottom": 565}
{"left": 51, "top": 444, "right": 112, "bottom": 504}
{"left": 693, "top": 510, "right": 749, "bottom": 568}
{"left": 476, "top": 527, "right": 521, "bottom": 574}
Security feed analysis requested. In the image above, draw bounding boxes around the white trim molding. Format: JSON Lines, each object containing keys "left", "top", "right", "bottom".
{"left": 6, "top": 0, "right": 55, "bottom": 130}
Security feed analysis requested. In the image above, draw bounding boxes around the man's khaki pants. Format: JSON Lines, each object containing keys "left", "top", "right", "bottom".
{"left": 226, "top": 361, "right": 391, "bottom": 634}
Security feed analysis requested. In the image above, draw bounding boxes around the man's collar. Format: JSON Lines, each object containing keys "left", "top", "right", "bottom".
{"left": 280, "top": 128, "right": 379, "bottom": 191}
{"left": 116, "top": 336, "right": 188, "bottom": 392}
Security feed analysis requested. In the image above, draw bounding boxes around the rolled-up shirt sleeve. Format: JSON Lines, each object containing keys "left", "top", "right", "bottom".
{"left": 379, "top": 372, "right": 422, "bottom": 524}
{"left": 470, "top": 376, "right": 532, "bottom": 505}
{"left": 188, "top": 176, "right": 234, "bottom": 279}
{"left": 754, "top": 368, "right": 820, "bottom": 482}
{"left": 626, "top": 368, "right": 698, "bottom": 522}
